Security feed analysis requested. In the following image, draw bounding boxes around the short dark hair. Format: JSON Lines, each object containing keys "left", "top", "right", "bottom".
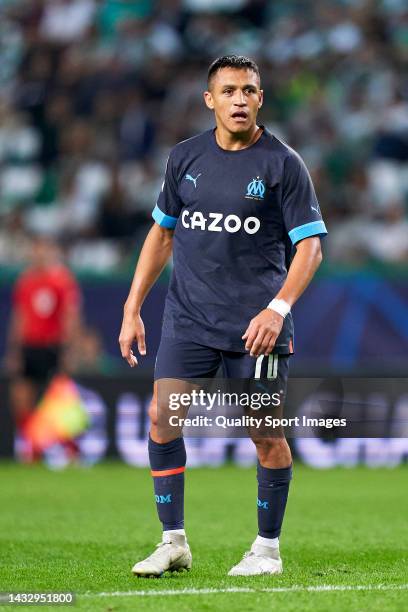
{"left": 207, "top": 55, "right": 260, "bottom": 88}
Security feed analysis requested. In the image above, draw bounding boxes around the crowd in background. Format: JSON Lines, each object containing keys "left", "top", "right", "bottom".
{"left": 0, "top": 0, "right": 407, "bottom": 273}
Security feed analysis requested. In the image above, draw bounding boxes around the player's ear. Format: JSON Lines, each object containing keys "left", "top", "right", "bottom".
{"left": 258, "top": 89, "right": 264, "bottom": 109}
{"left": 204, "top": 90, "right": 214, "bottom": 110}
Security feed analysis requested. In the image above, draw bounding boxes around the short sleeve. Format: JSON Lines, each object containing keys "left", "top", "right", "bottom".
{"left": 152, "top": 151, "right": 182, "bottom": 229}
{"left": 282, "top": 151, "right": 327, "bottom": 245}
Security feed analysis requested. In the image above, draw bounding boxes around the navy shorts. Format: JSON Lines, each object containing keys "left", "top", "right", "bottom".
{"left": 154, "top": 337, "right": 291, "bottom": 438}
{"left": 154, "top": 336, "right": 290, "bottom": 383}
{"left": 21, "top": 345, "right": 61, "bottom": 383}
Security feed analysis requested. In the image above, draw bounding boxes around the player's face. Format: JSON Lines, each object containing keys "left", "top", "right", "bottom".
{"left": 204, "top": 68, "right": 263, "bottom": 134}
{"left": 31, "top": 238, "right": 58, "bottom": 269}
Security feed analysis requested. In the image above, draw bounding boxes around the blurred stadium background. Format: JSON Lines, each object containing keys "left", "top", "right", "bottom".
{"left": 0, "top": 0, "right": 407, "bottom": 466}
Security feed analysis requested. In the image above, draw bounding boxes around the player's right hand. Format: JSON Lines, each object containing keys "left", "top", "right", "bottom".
{"left": 119, "top": 312, "right": 146, "bottom": 368}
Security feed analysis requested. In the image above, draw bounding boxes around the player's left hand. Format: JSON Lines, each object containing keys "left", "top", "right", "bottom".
{"left": 242, "top": 309, "right": 284, "bottom": 357}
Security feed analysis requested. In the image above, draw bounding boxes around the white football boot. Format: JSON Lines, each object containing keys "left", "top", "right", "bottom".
{"left": 132, "top": 532, "right": 192, "bottom": 577}
{"left": 228, "top": 543, "right": 282, "bottom": 576}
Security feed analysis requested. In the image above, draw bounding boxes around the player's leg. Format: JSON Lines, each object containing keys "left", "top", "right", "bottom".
{"left": 222, "top": 352, "right": 292, "bottom": 576}
{"left": 149, "top": 380, "right": 190, "bottom": 549}
{"left": 132, "top": 338, "right": 220, "bottom": 577}
{"left": 9, "top": 376, "right": 38, "bottom": 463}
{"left": 11, "top": 346, "right": 60, "bottom": 463}
{"left": 131, "top": 380, "right": 192, "bottom": 577}
{"left": 246, "top": 430, "right": 292, "bottom": 576}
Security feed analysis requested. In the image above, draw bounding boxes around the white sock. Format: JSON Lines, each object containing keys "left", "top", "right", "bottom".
{"left": 254, "top": 535, "right": 279, "bottom": 549}
{"left": 163, "top": 529, "right": 186, "bottom": 542}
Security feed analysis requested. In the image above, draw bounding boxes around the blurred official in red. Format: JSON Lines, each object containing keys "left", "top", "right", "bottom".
{"left": 5, "top": 235, "right": 82, "bottom": 460}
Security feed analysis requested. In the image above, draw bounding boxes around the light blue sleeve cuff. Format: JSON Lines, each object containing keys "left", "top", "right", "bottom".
{"left": 288, "top": 220, "right": 327, "bottom": 245}
{"left": 152, "top": 204, "right": 178, "bottom": 229}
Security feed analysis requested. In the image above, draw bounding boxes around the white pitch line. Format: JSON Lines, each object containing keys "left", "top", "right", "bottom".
{"left": 83, "top": 584, "right": 408, "bottom": 598}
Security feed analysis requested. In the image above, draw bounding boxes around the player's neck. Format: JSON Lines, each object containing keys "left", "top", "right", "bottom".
{"left": 214, "top": 124, "right": 263, "bottom": 151}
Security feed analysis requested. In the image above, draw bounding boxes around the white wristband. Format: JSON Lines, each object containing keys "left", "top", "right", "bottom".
{"left": 267, "top": 298, "right": 291, "bottom": 318}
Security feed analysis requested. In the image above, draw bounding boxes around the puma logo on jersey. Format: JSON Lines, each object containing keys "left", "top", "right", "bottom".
{"left": 311, "top": 204, "right": 321, "bottom": 215}
{"left": 185, "top": 173, "right": 202, "bottom": 188}
{"left": 182, "top": 210, "right": 260, "bottom": 234}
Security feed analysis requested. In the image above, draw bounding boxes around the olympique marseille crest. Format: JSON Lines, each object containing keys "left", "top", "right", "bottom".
{"left": 245, "top": 177, "right": 265, "bottom": 200}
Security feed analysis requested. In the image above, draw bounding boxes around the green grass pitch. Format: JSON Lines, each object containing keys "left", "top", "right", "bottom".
{"left": 0, "top": 462, "right": 407, "bottom": 611}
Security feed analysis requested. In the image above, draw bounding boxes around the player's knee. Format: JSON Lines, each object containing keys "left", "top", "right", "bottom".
{"left": 252, "top": 436, "right": 281, "bottom": 452}
{"left": 10, "top": 379, "right": 36, "bottom": 413}
{"left": 148, "top": 393, "right": 181, "bottom": 443}
{"left": 252, "top": 437, "right": 290, "bottom": 464}
{"left": 148, "top": 398, "right": 158, "bottom": 427}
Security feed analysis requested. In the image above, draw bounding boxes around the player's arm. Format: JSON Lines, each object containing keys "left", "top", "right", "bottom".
{"left": 119, "top": 223, "right": 174, "bottom": 367}
{"left": 4, "top": 309, "right": 23, "bottom": 374}
{"left": 243, "top": 237, "right": 322, "bottom": 357}
{"left": 61, "top": 273, "right": 82, "bottom": 347}
{"left": 4, "top": 279, "right": 25, "bottom": 374}
{"left": 63, "top": 302, "right": 81, "bottom": 345}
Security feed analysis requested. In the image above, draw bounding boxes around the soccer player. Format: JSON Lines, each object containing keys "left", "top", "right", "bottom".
{"left": 119, "top": 55, "right": 327, "bottom": 576}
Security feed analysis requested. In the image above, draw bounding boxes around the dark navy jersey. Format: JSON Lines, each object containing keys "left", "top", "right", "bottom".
{"left": 152, "top": 127, "right": 327, "bottom": 353}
